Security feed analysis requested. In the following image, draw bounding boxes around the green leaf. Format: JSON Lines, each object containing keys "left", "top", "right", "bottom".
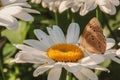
{"left": 1, "top": 21, "right": 31, "bottom": 44}
{"left": 3, "top": 43, "right": 16, "bottom": 60}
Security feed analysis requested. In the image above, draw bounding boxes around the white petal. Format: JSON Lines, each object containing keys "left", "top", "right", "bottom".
{"left": 71, "top": 6, "right": 80, "bottom": 13}
{"left": 12, "top": 44, "right": 54, "bottom": 64}
{"left": 96, "top": 0, "right": 106, "bottom": 5}
{"left": 73, "top": 71, "right": 88, "bottom": 80}
{"left": 47, "top": 26, "right": 65, "bottom": 44}
{"left": 47, "top": 27, "right": 58, "bottom": 44}
{"left": 13, "top": 11, "right": 34, "bottom": 21}
{"left": 12, "top": 51, "right": 51, "bottom": 64}
{"left": 59, "top": 0, "right": 72, "bottom": 13}
{"left": 99, "top": 2, "right": 116, "bottom": 15}
{"left": 116, "top": 49, "right": 120, "bottom": 56}
{"left": 81, "top": 68, "right": 98, "bottom": 80}
{"left": 0, "top": 13, "right": 18, "bottom": 30}
{"left": 8, "top": 0, "right": 28, "bottom": 3}
{"left": 49, "top": 2, "right": 57, "bottom": 12}
{"left": 0, "top": 6, "right": 22, "bottom": 15}
{"left": 104, "top": 50, "right": 120, "bottom": 64}
{"left": 66, "top": 23, "right": 80, "bottom": 44}
{"left": 64, "top": 63, "right": 81, "bottom": 73}
{"left": 24, "top": 40, "right": 48, "bottom": 51}
{"left": 109, "top": 0, "right": 120, "bottom": 6}
{"left": 52, "top": 26, "right": 66, "bottom": 43}
{"left": 6, "top": 2, "right": 31, "bottom": 8}
{"left": 33, "top": 65, "right": 53, "bottom": 77}
{"left": 109, "top": 56, "right": 120, "bottom": 64}
{"left": 79, "top": 2, "right": 90, "bottom": 16}
{"left": 104, "top": 49, "right": 116, "bottom": 55}
{"left": 85, "top": 0, "right": 97, "bottom": 11}
{"left": 14, "top": 44, "right": 47, "bottom": 54}
{"left": 79, "top": 54, "right": 105, "bottom": 66}
{"left": 1, "top": 0, "right": 10, "bottom": 5}
{"left": 23, "top": 8, "right": 40, "bottom": 14}
{"left": 104, "top": 50, "right": 116, "bottom": 59}
{"left": 34, "top": 29, "right": 54, "bottom": 48}
{"left": 80, "top": 0, "right": 97, "bottom": 16}
{"left": 106, "top": 38, "right": 115, "bottom": 50}
{"left": 48, "top": 67, "right": 62, "bottom": 80}
{"left": 41, "top": 1, "right": 48, "bottom": 8}
{"left": 54, "top": 62, "right": 65, "bottom": 68}
{"left": 87, "top": 65, "right": 110, "bottom": 72}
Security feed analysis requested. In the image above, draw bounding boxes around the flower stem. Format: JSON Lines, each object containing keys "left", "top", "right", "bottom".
{"left": 96, "top": 8, "right": 102, "bottom": 21}
{"left": 71, "top": 13, "right": 75, "bottom": 23}
{"left": 67, "top": 10, "right": 70, "bottom": 22}
{"left": 67, "top": 10, "right": 73, "bottom": 23}
{"left": 55, "top": 12, "right": 58, "bottom": 25}
{"left": 96, "top": 8, "right": 99, "bottom": 19}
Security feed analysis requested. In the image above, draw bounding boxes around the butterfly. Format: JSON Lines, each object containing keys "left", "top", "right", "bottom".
{"left": 80, "top": 17, "right": 106, "bottom": 54}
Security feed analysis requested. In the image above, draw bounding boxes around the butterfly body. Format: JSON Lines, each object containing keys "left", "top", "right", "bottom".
{"left": 80, "top": 17, "right": 106, "bottom": 54}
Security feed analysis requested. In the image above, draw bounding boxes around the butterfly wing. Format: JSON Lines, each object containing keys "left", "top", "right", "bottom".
{"left": 81, "top": 17, "right": 106, "bottom": 54}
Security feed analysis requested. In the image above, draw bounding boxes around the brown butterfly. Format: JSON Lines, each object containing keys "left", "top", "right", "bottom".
{"left": 80, "top": 17, "right": 106, "bottom": 54}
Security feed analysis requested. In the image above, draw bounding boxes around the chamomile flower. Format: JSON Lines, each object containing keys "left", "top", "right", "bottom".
{"left": 13, "top": 23, "right": 108, "bottom": 80}
{"left": 0, "top": 0, "right": 40, "bottom": 30}
{"left": 59, "top": 0, "right": 120, "bottom": 16}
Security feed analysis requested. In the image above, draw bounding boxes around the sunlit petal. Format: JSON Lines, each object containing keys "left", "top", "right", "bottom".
{"left": 48, "top": 67, "right": 62, "bottom": 80}
{"left": 79, "top": 54, "right": 104, "bottom": 65}
{"left": 73, "top": 71, "right": 88, "bottom": 80}
{"left": 106, "top": 38, "right": 115, "bottom": 50}
{"left": 81, "top": 68, "right": 98, "bottom": 80}
{"left": 64, "top": 63, "right": 81, "bottom": 73}
{"left": 24, "top": 40, "right": 48, "bottom": 51}
{"left": 33, "top": 65, "right": 53, "bottom": 77}
{"left": 66, "top": 23, "right": 80, "bottom": 44}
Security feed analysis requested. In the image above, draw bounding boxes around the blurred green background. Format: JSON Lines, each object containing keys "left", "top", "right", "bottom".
{"left": 0, "top": 1, "right": 120, "bottom": 80}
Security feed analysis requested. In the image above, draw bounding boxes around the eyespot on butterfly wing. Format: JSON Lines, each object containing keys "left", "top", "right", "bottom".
{"left": 80, "top": 17, "right": 106, "bottom": 54}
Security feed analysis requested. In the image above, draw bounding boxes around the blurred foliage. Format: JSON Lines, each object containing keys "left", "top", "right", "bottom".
{"left": 0, "top": 1, "right": 120, "bottom": 80}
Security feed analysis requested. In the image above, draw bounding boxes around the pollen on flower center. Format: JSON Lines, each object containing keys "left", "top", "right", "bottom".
{"left": 47, "top": 44, "right": 84, "bottom": 62}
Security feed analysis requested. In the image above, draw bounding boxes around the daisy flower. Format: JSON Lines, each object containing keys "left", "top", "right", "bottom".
{"left": 0, "top": 0, "right": 40, "bottom": 30}
{"left": 12, "top": 23, "right": 108, "bottom": 80}
{"left": 59, "top": 0, "right": 120, "bottom": 16}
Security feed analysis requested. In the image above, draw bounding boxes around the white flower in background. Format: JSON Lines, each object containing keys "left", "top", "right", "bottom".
{"left": 59, "top": 0, "right": 120, "bottom": 16}
{"left": 12, "top": 23, "right": 108, "bottom": 80}
{"left": 31, "top": 0, "right": 64, "bottom": 12}
{"left": 0, "top": 0, "right": 40, "bottom": 30}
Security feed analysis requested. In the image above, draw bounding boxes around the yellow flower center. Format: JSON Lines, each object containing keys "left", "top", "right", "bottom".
{"left": 0, "top": 0, "right": 2, "bottom": 7}
{"left": 47, "top": 44, "right": 84, "bottom": 62}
